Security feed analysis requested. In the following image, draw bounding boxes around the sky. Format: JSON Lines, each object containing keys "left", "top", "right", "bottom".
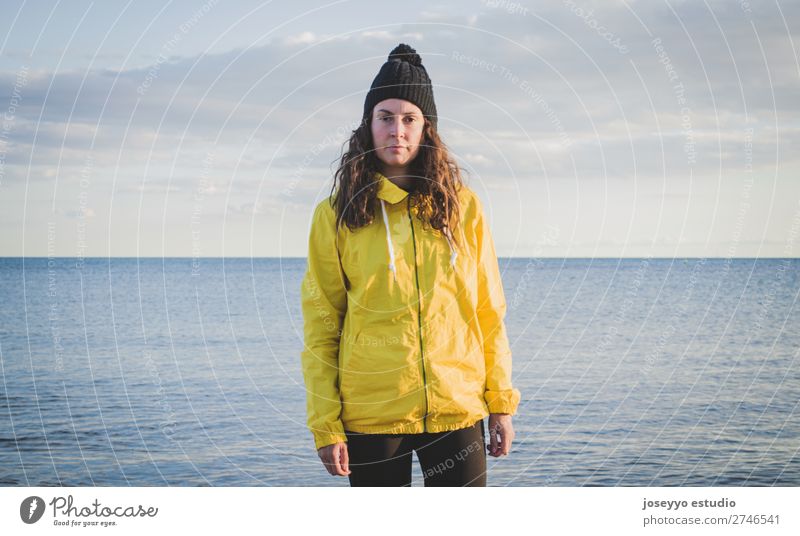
{"left": 0, "top": 0, "right": 798, "bottom": 258}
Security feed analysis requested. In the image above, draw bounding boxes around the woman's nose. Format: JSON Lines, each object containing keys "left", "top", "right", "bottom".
{"left": 390, "top": 118, "right": 404, "bottom": 137}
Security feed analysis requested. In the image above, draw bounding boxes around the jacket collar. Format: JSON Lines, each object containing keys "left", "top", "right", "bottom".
{"left": 375, "top": 171, "right": 410, "bottom": 205}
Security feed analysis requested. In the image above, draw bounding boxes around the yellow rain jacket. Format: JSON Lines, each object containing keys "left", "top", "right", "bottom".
{"left": 300, "top": 172, "right": 521, "bottom": 450}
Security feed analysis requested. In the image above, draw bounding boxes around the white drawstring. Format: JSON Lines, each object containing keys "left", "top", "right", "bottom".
{"left": 381, "top": 198, "right": 457, "bottom": 279}
{"left": 380, "top": 199, "right": 398, "bottom": 281}
{"left": 443, "top": 226, "right": 458, "bottom": 268}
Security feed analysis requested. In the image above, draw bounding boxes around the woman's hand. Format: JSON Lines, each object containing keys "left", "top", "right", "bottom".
{"left": 487, "top": 413, "right": 515, "bottom": 457}
{"left": 317, "top": 442, "right": 351, "bottom": 476}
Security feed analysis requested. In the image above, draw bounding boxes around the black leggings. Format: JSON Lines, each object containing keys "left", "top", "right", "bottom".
{"left": 344, "top": 419, "right": 487, "bottom": 487}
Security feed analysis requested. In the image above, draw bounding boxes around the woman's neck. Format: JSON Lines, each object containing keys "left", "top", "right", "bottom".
{"left": 380, "top": 166, "right": 415, "bottom": 191}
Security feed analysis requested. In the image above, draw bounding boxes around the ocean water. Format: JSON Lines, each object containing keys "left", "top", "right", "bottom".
{"left": 0, "top": 257, "right": 798, "bottom": 487}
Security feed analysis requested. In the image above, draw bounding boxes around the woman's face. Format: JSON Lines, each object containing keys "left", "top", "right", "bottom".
{"left": 370, "top": 98, "right": 425, "bottom": 172}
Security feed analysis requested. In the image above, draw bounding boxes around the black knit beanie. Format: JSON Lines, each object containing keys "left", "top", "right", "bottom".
{"left": 363, "top": 43, "right": 438, "bottom": 129}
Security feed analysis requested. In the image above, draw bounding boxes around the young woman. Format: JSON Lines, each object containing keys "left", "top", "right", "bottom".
{"left": 300, "top": 43, "right": 520, "bottom": 486}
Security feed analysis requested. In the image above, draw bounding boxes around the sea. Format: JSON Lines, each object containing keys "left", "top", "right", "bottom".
{"left": 1, "top": 257, "right": 798, "bottom": 486}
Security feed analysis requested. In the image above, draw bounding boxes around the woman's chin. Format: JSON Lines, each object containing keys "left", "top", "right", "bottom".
{"left": 380, "top": 156, "right": 408, "bottom": 167}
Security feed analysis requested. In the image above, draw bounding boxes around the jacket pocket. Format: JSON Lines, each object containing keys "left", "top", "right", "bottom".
{"left": 441, "top": 311, "right": 485, "bottom": 375}
{"left": 341, "top": 325, "right": 417, "bottom": 405}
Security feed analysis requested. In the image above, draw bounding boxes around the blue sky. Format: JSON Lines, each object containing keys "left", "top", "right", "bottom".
{"left": 1, "top": 0, "right": 798, "bottom": 257}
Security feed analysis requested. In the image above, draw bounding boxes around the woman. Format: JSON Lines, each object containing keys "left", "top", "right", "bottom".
{"left": 300, "top": 43, "right": 520, "bottom": 486}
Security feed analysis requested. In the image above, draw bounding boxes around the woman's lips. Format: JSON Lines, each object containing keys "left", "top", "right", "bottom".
{"left": 388, "top": 145, "right": 405, "bottom": 152}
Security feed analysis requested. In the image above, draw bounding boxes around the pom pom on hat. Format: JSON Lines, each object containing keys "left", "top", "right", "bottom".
{"left": 387, "top": 43, "right": 422, "bottom": 66}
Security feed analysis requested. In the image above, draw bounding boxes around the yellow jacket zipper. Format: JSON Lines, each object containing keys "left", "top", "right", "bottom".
{"left": 407, "top": 195, "right": 428, "bottom": 431}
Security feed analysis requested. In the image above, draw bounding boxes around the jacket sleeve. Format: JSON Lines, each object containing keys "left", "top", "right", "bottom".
{"left": 473, "top": 193, "right": 521, "bottom": 415}
{"left": 300, "top": 200, "right": 349, "bottom": 450}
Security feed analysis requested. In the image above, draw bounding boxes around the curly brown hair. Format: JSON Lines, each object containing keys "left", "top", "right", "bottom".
{"left": 329, "top": 115, "right": 464, "bottom": 247}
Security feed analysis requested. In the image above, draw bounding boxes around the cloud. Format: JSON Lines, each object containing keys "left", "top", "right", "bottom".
{"left": 1, "top": 0, "right": 797, "bottom": 256}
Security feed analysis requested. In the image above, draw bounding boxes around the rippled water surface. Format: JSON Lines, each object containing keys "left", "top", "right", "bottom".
{"left": 1, "top": 257, "right": 798, "bottom": 486}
